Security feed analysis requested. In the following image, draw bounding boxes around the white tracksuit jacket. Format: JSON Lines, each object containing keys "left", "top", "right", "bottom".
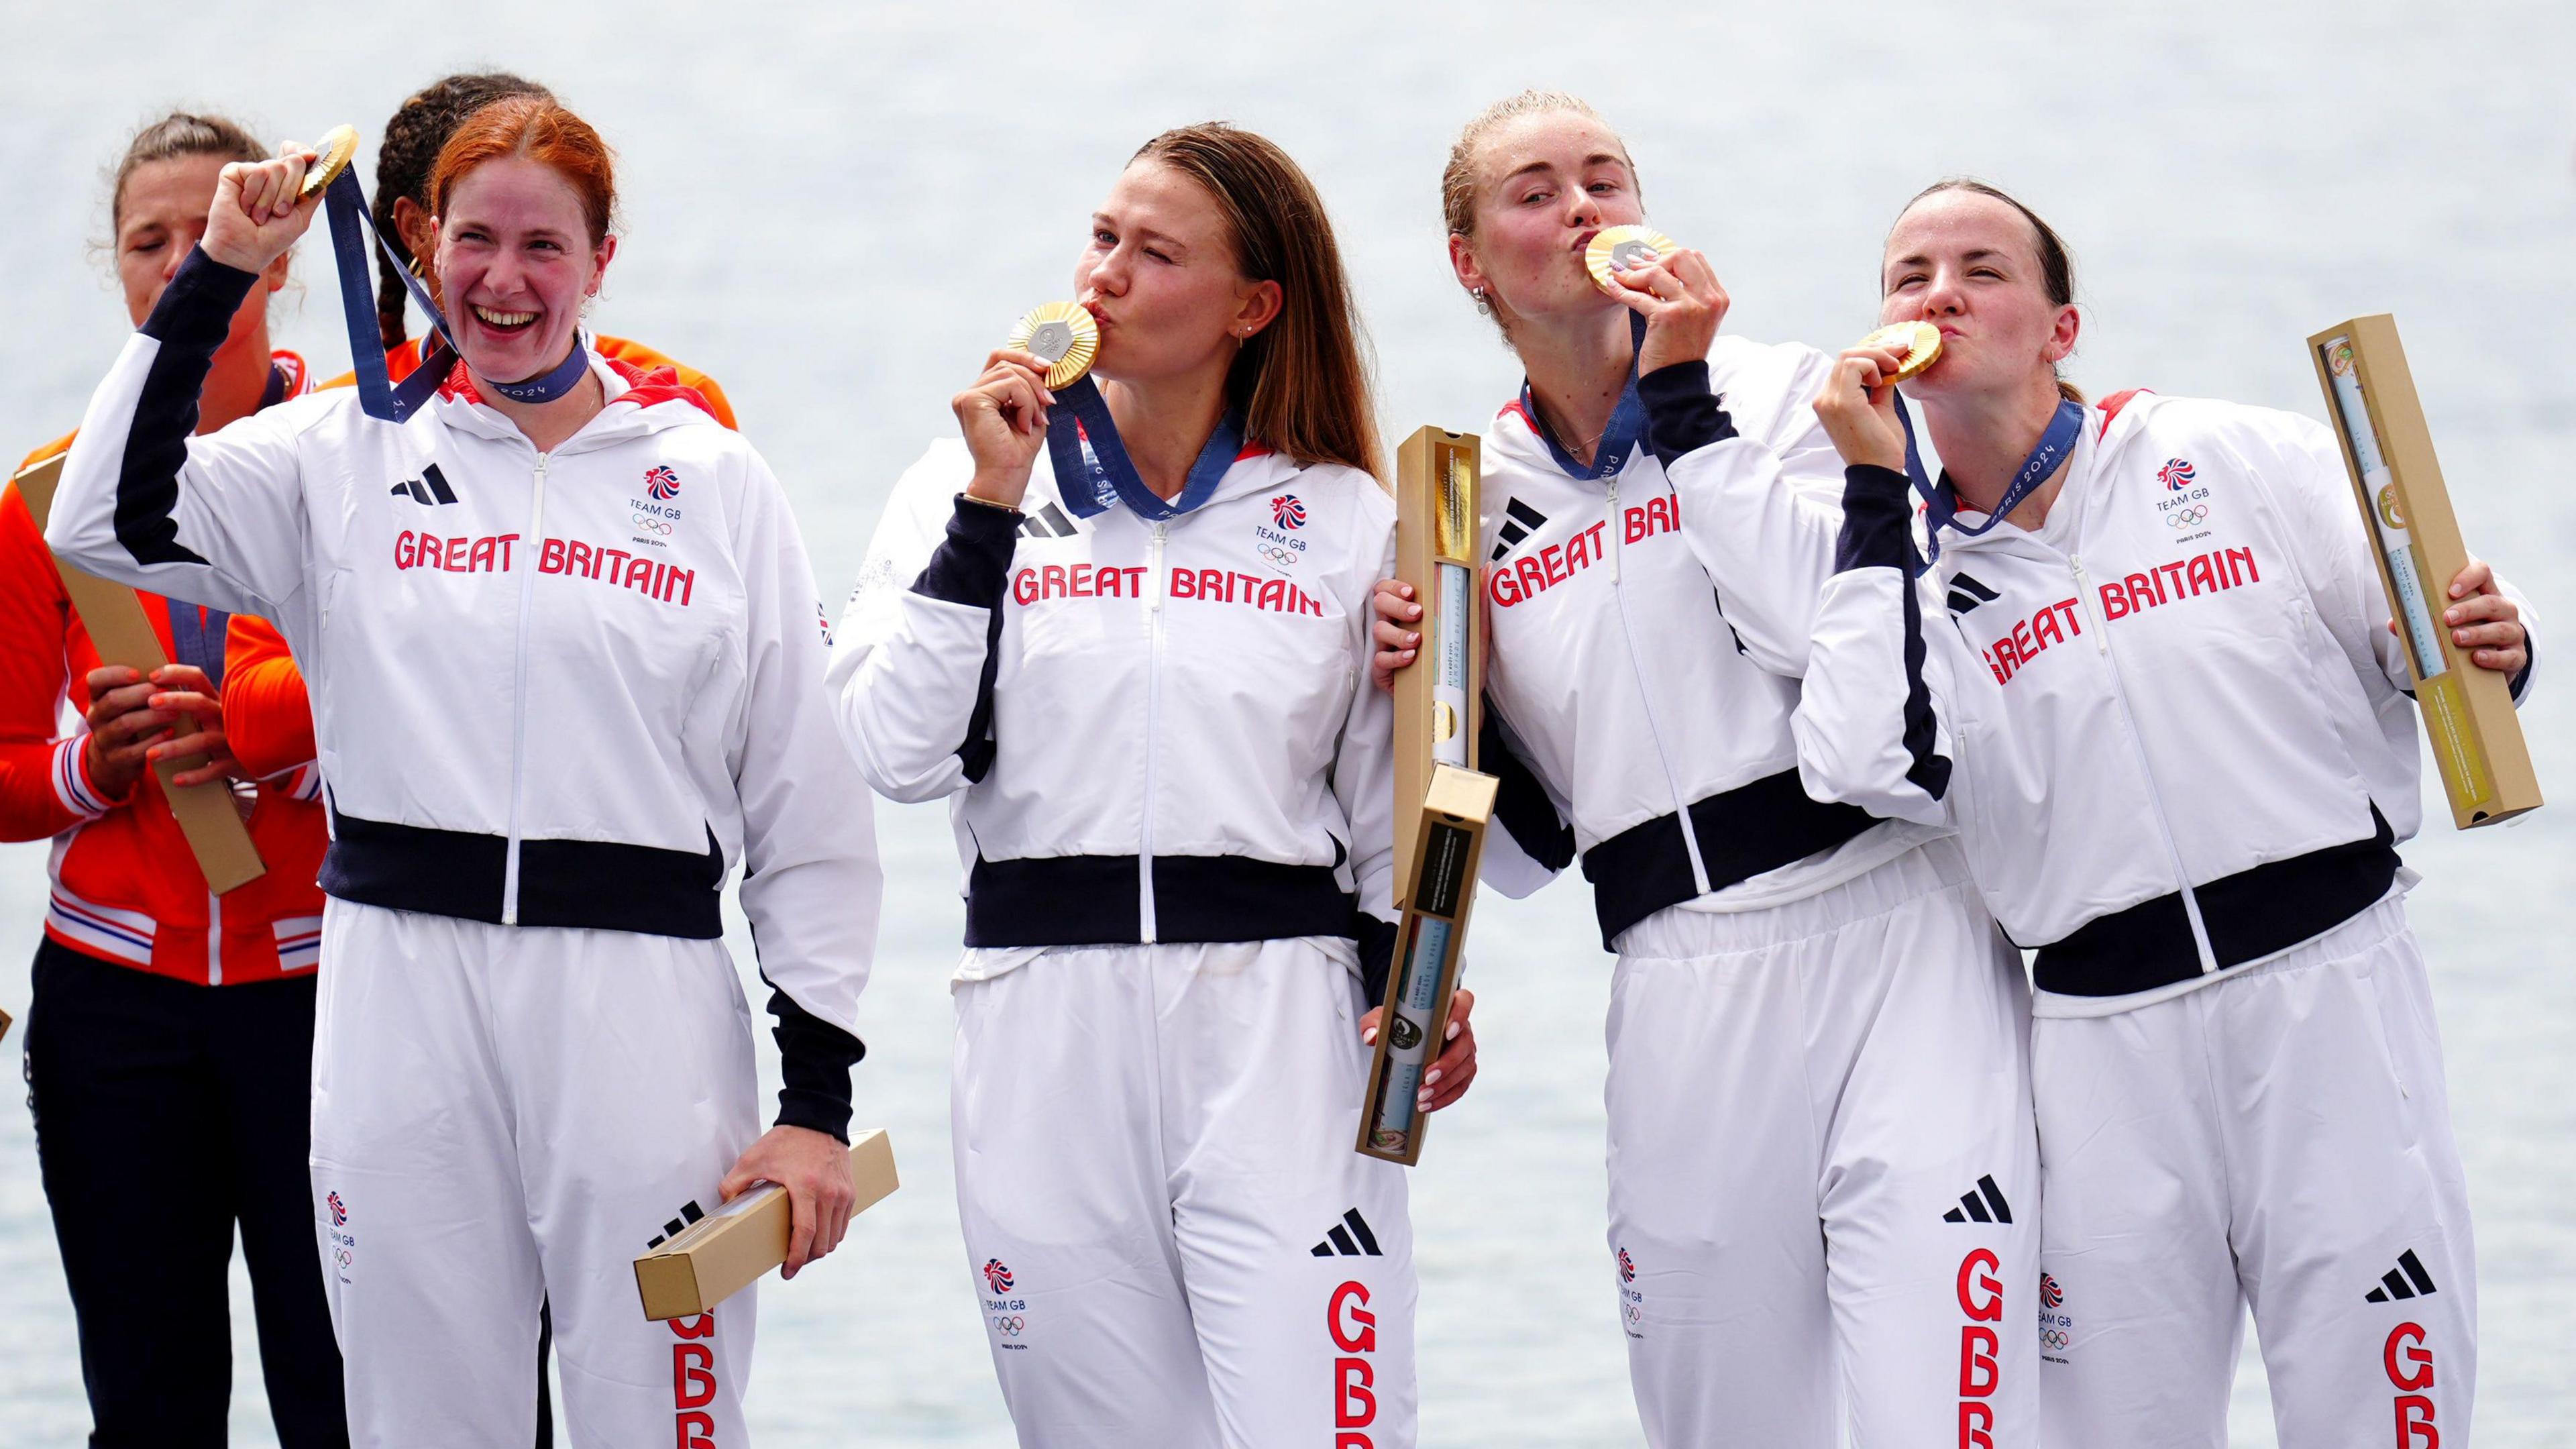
{"left": 828, "top": 438, "right": 1399, "bottom": 993}
{"left": 45, "top": 250, "right": 880, "bottom": 1130}
{"left": 1795, "top": 388, "right": 2537, "bottom": 1005}
{"left": 1476, "top": 339, "right": 1941, "bottom": 948}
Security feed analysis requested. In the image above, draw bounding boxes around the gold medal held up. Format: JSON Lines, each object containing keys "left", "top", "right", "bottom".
{"left": 1006, "top": 303, "right": 1099, "bottom": 390}
{"left": 299, "top": 125, "right": 360, "bottom": 201}
{"left": 1855, "top": 321, "right": 1943, "bottom": 384}
{"left": 1585, "top": 224, "right": 1678, "bottom": 294}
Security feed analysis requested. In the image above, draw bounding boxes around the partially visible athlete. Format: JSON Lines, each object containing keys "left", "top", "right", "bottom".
{"left": 46, "top": 97, "right": 880, "bottom": 1446}
{"left": 1799, "top": 178, "right": 2532, "bottom": 1448}
{"left": 1, "top": 110, "right": 342, "bottom": 1448}
{"left": 833, "top": 123, "right": 1472, "bottom": 1448}
{"left": 1376, "top": 91, "right": 2038, "bottom": 1448}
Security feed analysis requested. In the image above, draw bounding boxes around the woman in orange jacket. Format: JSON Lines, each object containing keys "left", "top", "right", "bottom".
{"left": 2, "top": 111, "right": 343, "bottom": 1448}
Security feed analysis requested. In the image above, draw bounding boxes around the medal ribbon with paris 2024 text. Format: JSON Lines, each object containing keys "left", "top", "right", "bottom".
{"left": 313, "top": 164, "right": 591, "bottom": 423}
{"left": 1899, "top": 391, "right": 2088, "bottom": 563}
{"left": 1044, "top": 372, "right": 1246, "bottom": 522}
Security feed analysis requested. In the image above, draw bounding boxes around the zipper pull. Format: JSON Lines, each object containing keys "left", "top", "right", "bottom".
{"left": 1148, "top": 521, "right": 1167, "bottom": 612}
{"left": 2070, "top": 555, "right": 2110, "bottom": 654}
{"left": 1605, "top": 480, "right": 1621, "bottom": 584}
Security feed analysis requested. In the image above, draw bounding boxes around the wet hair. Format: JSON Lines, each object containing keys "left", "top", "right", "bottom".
{"left": 372, "top": 72, "right": 555, "bottom": 349}
{"left": 1130, "top": 123, "right": 1383, "bottom": 480}
{"left": 421, "top": 95, "right": 618, "bottom": 314}
{"left": 1896, "top": 178, "right": 2085, "bottom": 404}
{"left": 107, "top": 111, "right": 265, "bottom": 235}
{"left": 1439, "top": 91, "right": 1641, "bottom": 335}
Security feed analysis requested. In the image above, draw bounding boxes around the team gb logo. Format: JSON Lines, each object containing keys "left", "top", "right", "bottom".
{"left": 2157, "top": 458, "right": 2196, "bottom": 492}
{"left": 1270, "top": 494, "right": 1307, "bottom": 529}
{"left": 645, "top": 464, "right": 682, "bottom": 500}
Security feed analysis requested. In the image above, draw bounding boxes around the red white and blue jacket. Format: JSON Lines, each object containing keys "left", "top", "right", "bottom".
{"left": 1474, "top": 337, "right": 1943, "bottom": 951}
{"left": 829, "top": 437, "right": 1399, "bottom": 999}
{"left": 46, "top": 249, "right": 881, "bottom": 1134}
{"left": 1795, "top": 390, "right": 2537, "bottom": 1011}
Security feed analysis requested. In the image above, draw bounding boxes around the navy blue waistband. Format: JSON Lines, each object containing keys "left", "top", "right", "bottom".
{"left": 1583, "top": 769, "right": 1876, "bottom": 950}
{"left": 319, "top": 808, "right": 724, "bottom": 939}
{"left": 2032, "top": 811, "right": 2400, "bottom": 997}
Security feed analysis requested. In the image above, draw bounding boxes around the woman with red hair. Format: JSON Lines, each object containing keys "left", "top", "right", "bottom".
{"left": 45, "top": 97, "right": 882, "bottom": 1445}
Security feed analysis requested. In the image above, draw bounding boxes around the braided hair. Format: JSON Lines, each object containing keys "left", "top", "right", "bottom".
{"left": 371, "top": 72, "right": 553, "bottom": 350}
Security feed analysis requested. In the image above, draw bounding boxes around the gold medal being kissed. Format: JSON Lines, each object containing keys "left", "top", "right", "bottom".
{"left": 300, "top": 125, "right": 360, "bottom": 201}
{"left": 1006, "top": 303, "right": 1100, "bottom": 390}
{"left": 1585, "top": 225, "right": 1678, "bottom": 294}
{"left": 1855, "top": 321, "right": 1943, "bottom": 384}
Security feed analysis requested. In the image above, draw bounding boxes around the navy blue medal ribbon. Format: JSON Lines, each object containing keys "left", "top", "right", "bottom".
{"left": 315, "top": 167, "right": 591, "bottom": 423}
{"left": 164, "top": 600, "right": 229, "bottom": 688}
{"left": 1525, "top": 311, "right": 1651, "bottom": 483}
{"left": 1900, "top": 394, "right": 2087, "bottom": 560}
{"left": 1046, "top": 374, "right": 1246, "bottom": 522}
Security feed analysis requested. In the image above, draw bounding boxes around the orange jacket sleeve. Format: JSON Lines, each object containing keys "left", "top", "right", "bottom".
{"left": 0, "top": 460, "right": 113, "bottom": 843}
{"left": 222, "top": 613, "right": 318, "bottom": 782}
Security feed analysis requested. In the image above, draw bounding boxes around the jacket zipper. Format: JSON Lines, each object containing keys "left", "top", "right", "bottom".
{"left": 1605, "top": 475, "right": 1711, "bottom": 894}
{"left": 500, "top": 451, "right": 551, "bottom": 926}
{"left": 2068, "top": 555, "right": 2218, "bottom": 973}
{"left": 1137, "top": 521, "right": 1169, "bottom": 943}
{"left": 206, "top": 885, "right": 222, "bottom": 985}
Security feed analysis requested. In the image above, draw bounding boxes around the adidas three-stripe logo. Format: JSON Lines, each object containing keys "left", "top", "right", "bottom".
{"left": 1490, "top": 498, "right": 1548, "bottom": 561}
{"left": 645, "top": 1199, "right": 707, "bottom": 1249}
{"left": 390, "top": 464, "right": 460, "bottom": 506}
{"left": 1941, "top": 1175, "right": 2015, "bottom": 1225}
{"left": 1018, "top": 502, "right": 1080, "bottom": 539}
{"left": 1946, "top": 572, "right": 2000, "bottom": 616}
{"left": 2365, "top": 1249, "right": 2438, "bottom": 1303}
{"left": 1310, "top": 1208, "right": 1383, "bottom": 1258}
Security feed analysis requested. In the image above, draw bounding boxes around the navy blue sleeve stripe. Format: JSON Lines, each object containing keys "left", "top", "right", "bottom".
{"left": 1636, "top": 360, "right": 1738, "bottom": 469}
{"left": 2508, "top": 631, "right": 2534, "bottom": 704}
{"left": 762, "top": 967, "right": 866, "bottom": 1143}
{"left": 1479, "top": 698, "right": 1576, "bottom": 872}
{"left": 1898, "top": 560, "right": 1953, "bottom": 801}
{"left": 116, "top": 248, "right": 257, "bottom": 567}
{"left": 909, "top": 496, "right": 1020, "bottom": 780}
{"left": 1834, "top": 464, "right": 1914, "bottom": 575}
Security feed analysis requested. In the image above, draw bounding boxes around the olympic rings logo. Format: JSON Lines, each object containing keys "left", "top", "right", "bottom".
{"left": 993, "top": 1316, "right": 1024, "bottom": 1336}
{"left": 2039, "top": 1328, "right": 2069, "bottom": 1350}
{"left": 1258, "top": 544, "right": 1299, "bottom": 566}
{"left": 632, "top": 513, "right": 676, "bottom": 534}
{"left": 2164, "top": 505, "right": 2208, "bottom": 527}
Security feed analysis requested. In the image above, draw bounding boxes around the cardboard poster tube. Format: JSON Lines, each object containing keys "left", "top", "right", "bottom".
{"left": 633, "top": 1129, "right": 900, "bottom": 1321}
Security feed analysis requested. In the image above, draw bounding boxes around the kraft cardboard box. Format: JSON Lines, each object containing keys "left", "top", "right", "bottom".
{"left": 634, "top": 1130, "right": 900, "bottom": 1321}
{"left": 2309, "top": 317, "right": 2542, "bottom": 828}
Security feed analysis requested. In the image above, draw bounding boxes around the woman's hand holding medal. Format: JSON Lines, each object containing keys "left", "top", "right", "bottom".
{"left": 1600, "top": 240, "right": 1731, "bottom": 378}
{"left": 201, "top": 141, "right": 328, "bottom": 276}
{"left": 953, "top": 347, "right": 1057, "bottom": 509}
{"left": 1811, "top": 336, "right": 1920, "bottom": 474}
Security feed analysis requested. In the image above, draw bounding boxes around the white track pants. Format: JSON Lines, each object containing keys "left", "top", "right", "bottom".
{"left": 951, "top": 937, "right": 1415, "bottom": 1449}
{"left": 1606, "top": 839, "right": 2039, "bottom": 1449}
{"left": 308, "top": 900, "right": 763, "bottom": 1448}
{"left": 2033, "top": 894, "right": 2474, "bottom": 1449}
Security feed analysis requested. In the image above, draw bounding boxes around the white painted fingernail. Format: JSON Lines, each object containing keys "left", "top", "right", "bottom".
{"left": 1424, "top": 1068, "right": 1442, "bottom": 1086}
{"left": 1362, "top": 1026, "right": 1377, "bottom": 1044}
{"left": 1445, "top": 1020, "right": 1460, "bottom": 1040}
{"left": 1416, "top": 1090, "right": 1433, "bottom": 1108}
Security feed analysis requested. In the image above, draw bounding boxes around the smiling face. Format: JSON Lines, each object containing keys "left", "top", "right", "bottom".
{"left": 1450, "top": 110, "right": 1643, "bottom": 328}
{"left": 1878, "top": 189, "right": 2079, "bottom": 400}
{"left": 1072, "top": 158, "right": 1279, "bottom": 387}
{"left": 116, "top": 153, "right": 280, "bottom": 353}
{"left": 433, "top": 155, "right": 614, "bottom": 384}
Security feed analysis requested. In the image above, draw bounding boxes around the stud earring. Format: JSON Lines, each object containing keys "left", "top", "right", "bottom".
{"left": 1472, "top": 286, "right": 1491, "bottom": 317}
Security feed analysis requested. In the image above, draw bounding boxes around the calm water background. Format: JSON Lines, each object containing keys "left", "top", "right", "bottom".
{"left": 1, "top": 3, "right": 2569, "bottom": 1442}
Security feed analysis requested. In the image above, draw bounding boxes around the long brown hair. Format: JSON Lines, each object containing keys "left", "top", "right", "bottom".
{"left": 1895, "top": 178, "right": 2085, "bottom": 404}
{"left": 1131, "top": 124, "right": 1382, "bottom": 481}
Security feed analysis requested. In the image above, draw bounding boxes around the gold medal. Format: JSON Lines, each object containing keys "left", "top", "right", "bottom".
{"left": 1856, "top": 321, "right": 1943, "bottom": 384}
{"left": 1585, "top": 224, "right": 1678, "bottom": 294}
{"left": 1006, "top": 303, "right": 1100, "bottom": 390}
{"left": 299, "top": 125, "right": 360, "bottom": 202}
